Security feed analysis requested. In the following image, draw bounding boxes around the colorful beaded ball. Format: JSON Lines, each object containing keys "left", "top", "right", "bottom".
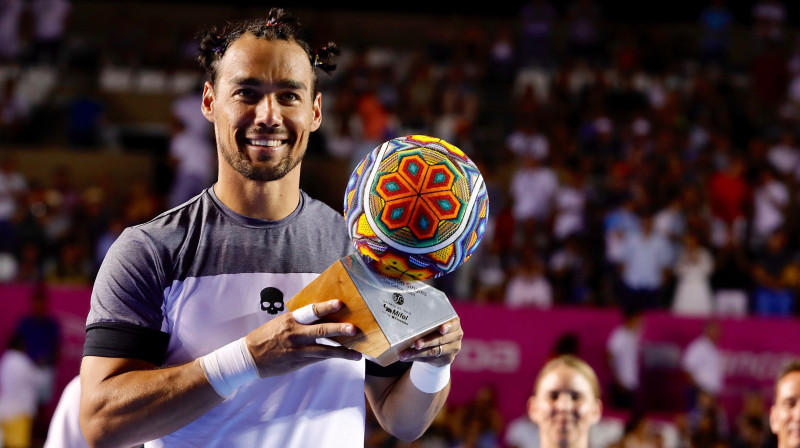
{"left": 343, "top": 135, "right": 489, "bottom": 280}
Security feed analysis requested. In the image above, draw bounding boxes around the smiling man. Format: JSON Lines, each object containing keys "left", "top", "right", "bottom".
{"left": 528, "top": 355, "right": 603, "bottom": 448}
{"left": 771, "top": 360, "right": 800, "bottom": 448}
{"left": 78, "top": 9, "right": 462, "bottom": 448}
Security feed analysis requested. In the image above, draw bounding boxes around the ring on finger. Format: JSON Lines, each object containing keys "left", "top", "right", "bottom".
{"left": 436, "top": 345, "right": 443, "bottom": 357}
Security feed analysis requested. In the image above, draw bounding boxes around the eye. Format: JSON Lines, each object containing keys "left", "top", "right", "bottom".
{"left": 279, "top": 91, "right": 301, "bottom": 102}
{"left": 234, "top": 88, "right": 260, "bottom": 101}
{"left": 548, "top": 391, "right": 559, "bottom": 401}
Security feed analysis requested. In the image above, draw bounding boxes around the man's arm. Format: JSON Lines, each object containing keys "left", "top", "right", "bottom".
{"left": 79, "top": 300, "right": 361, "bottom": 448}
{"left": 364, "top": 317, "right": 462, "bottom": 441}
{"left": 79, "top": 357, "right": 221, "bottom": 448}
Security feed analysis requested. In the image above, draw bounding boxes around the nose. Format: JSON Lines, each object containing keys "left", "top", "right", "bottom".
{"left": 254, "top": 96, "right": 282, "bottom": 128}
{"left": 554, "top": 392, "right": 575, "bottom": 412}
{"left": 791, "top": 403, "right": 800, "bottom": 420}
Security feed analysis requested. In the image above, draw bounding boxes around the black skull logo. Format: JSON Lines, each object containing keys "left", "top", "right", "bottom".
{"left": 260, "top": 287, "right": 284, "bottom": 315}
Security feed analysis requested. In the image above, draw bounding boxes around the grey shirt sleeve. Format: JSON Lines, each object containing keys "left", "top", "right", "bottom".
{"left": 84, "top": 227, "right": 170, "bottom": 364}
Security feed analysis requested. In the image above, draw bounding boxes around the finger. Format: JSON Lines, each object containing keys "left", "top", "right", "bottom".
{"left": 296, "top": 322, "right": 358, "bottom": 343}
{"left": 412, "top": 328, "right": 463, "bottom": 350}
{"left": 439, "top": 317, "right": 461, "bottom": 335}
{"left": 292, "top": 303, "right": 319, "bottom": 325}
{"left": 311, "top": 299, "right": 346, "bottom": 318}
{"left": 399, "top": 343, "right": 452, "bottom": 362}
{"left": 302, "top": 345, "right": 363, "bottom": 362}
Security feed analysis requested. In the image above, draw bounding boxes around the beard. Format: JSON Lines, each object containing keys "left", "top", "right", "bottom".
{"left": 220, "top": 133, "right": 305, "bottom": 182}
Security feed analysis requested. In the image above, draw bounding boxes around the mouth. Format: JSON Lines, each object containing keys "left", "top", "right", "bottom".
{"left": 244, "top": 137, "right": 287, "bottom": 150}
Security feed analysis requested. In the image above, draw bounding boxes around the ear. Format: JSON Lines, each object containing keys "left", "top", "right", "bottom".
{"left": 201, "top": 81, "right": 215, "bottom": 123}
{"left": 588, "top": 398, "right": 603, "bottom": 425}
{"left": 311, "top": 91, "right": 322, "bottom": 132}
{"left": 769, "top": 405, "right": 780, "bottom": 435}
{"left": 527, "top": 395, "right": 538, "bottom": 423}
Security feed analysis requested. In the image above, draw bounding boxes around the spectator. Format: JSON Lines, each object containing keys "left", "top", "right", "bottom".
{"left": 731, "top": 390, "right": 769, "bottom": 448}
{"left": 698, "top": 0, "right": 735, "bottom": 68}
{"left": 552, "top": 169, "right": 587, "bottom": 242}
{"left": 504, "top": 247, "right": 553, "bottom": 309}
{"left": 527, "top": 355, "right": 602, "bottom": 448}
{"left": 517, "top": 0, "right": 557, "bottom": 70}
{"left": 617, "top": 210, "right": 673, "bottom": 313}
{"left": 751, "top": 228, "right": 796, "bottom": 316}
{"left": 0, "top": 156, "right": 27, "bottom": 254}
{"left": 707, "top": 155, "right": 750, "bottom": 249}
{"left": 472, "top": 239, "right": 507, "bottom": 303}
{"left": 687, "top": 390, "right": 729, "bottom": 446}
{"left": 505, "top": 119, "right": 549, "bottom": 162}
{"left": 766, "top": 129, "right": 800, "bottom": 181}
{"left": 13, "top": 284, "right": 61, "bottom": 409}
{"left": 565, "top": 0, "right": 603, "bottom": 66}
{"left": 0, "top": 77, "right": 31, "bottom": 143}
{"left": 606, "top": 309, "right": 643, "bottom": 411}
{"left": 451, "top": 386, "right": 504, "bottom": 448}
{"left": 752, "top": 0, "right": 786, "bottom": 48}
{"left": 711, "top": 231, "right": 752, "bottom": 317}
{"left": 0, "top": 333, "right": 50, "bottom": 448}
{"left": 750, "top": 165, "right": 789, "bottom": 252}
{"left": 549, "top": 236, "right": 590, "bottom": 305}
{"left": 508, "top": 152, "right": 558, "bottom": 230}
{"left": 167, "top": 86, "right": 215, "bottom": 208}
{"left": 0, "top": 0, "right": 24, "bottom": 62}
{"left": 29, "top": 0, "right": 72, "bottom": 66}
{"left": 671, "top": 231, "right": 715, "bottom": 317}
{"left": 682, "top": 321, "right": 724, "bottom": 406}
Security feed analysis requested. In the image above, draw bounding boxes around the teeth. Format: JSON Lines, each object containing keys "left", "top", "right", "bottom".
{"left": 249, "top": 139, "right": 282, "bottom": 147}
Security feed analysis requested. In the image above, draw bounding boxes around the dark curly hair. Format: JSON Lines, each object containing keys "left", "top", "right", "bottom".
{"left": 196, "top": 8, "right": 340, "bottom": 93}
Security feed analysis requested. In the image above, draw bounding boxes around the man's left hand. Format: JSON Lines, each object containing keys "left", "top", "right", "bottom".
{"left": 398, "top": 317, "right": 462, "bottom": 367}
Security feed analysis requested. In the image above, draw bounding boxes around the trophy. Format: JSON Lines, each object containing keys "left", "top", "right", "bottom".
{"left": 287, "top": 135, "right": 489, "bottom": 366}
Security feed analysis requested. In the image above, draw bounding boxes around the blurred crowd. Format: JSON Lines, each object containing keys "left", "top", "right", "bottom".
{"left": 1, "top": 0, "right": 799, "bottom": 447}
{"left": 3, "top": 0, "right": 800, "bottom": 321}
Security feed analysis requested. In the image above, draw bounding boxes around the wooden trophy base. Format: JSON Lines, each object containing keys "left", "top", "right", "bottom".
{"left": 286, "top": 254, "right": 456, "bottom": 366}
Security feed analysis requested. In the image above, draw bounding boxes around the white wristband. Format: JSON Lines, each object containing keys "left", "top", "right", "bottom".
{"left": 409, "top": 362, "right": 451, "bottom": 394}
{"left": 200, "top": 338, "right": 259, "bottom": 398}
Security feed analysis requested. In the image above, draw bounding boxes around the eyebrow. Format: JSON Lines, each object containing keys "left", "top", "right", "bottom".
{"left": 229, "top": 77, "right": 308, "bottom": 92}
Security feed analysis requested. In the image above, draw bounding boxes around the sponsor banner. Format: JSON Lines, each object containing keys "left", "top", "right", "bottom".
{"left": 449, "top": 303, "right": 800, "bottom": 427}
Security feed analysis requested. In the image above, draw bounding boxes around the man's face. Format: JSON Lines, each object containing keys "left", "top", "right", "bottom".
{"left": 528, "top": 366, "right": 601, "bottom": 448}
{"left": 771, "top": 371, "right": 800, "bottom": 448}
{"left": 201, "top": 34, "right": 321, "bottom": 182}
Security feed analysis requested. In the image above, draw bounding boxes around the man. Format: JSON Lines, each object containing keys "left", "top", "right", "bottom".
{"left": 770, "top": 359, "right": 800, "bottom": 448}
{"left": 681, "top": 321, "right": 724, "bottom": 403}
{"left": 79, "top": 9, "right": 462, "bottom": 447}
{"left": 606, "top": 309, "right": 642, "bottom": 410}
{"left": 617, "top": 210, "right": 673, "bottom": 312}
{"left": 527, "top": 355, "right": 603, "bottom": 448}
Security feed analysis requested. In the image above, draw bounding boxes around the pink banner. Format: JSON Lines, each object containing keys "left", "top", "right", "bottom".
{"left": 3, "top": 285, "right": 800, "bottom": 434}
{"left": 449, "top": 303, "right": 800, "bottom": 430}
{"left": 1, "top": 284, "right": 91, "bottom": 418}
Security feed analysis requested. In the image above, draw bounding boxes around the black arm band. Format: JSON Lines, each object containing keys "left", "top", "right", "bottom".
{"left": 84, "top": 322, "right": 170, "bottom": 366}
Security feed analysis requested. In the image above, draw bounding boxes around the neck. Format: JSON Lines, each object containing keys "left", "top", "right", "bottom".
{"left": 213, "top": 164, "right": 302, "bottom": 221}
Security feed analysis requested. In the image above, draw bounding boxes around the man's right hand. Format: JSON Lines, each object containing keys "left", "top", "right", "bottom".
{"left": 244, "top": 299, "right": 362, "bottom": 378}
